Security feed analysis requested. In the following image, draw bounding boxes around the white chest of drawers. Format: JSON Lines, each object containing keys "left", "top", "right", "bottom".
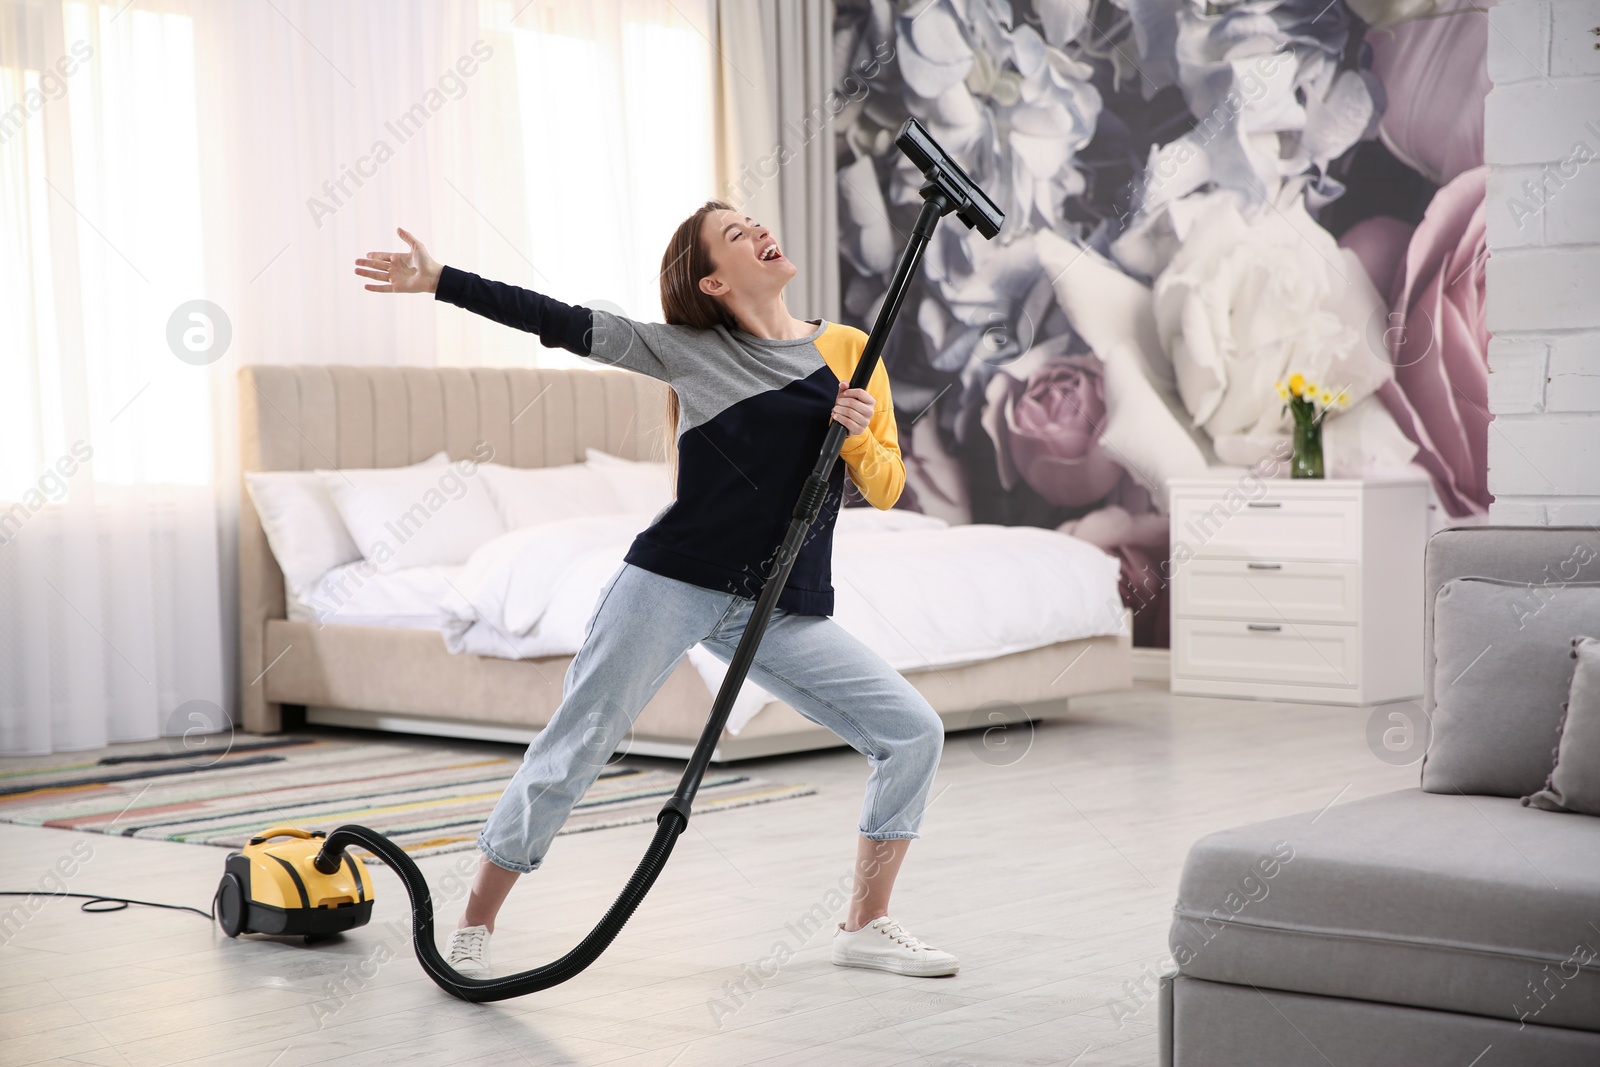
{"left": 1166, "top": 472, "right": 1429, "bottom": 705}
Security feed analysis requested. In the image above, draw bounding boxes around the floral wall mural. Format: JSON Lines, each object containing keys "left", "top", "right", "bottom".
{"left": 832, "top": 0, "right": 1490, "bottom": 648}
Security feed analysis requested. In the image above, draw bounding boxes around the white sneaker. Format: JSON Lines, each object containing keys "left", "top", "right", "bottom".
{"left": 831, "top": 916, "right": 959, "bottom": 977}
{"left": 447, "top": 924, "right": 492, "bottom": 978}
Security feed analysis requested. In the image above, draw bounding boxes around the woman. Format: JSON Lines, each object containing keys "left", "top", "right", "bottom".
{"left": 353, "top": 202, "right": 957, "bottom": 980}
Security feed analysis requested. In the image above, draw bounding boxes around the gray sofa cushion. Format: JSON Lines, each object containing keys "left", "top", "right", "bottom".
{"left": 1527, "top": 636, "right": 1600, "bottom": 816}
{"left": 1423, "top": 527, "right": 1600, "bottom": 719}
{"left": 1170, "top": 788, "right": 1600, "bottom": 1032}
{"left": 1422, "top": 578, "right": 1599, "bottom": 797}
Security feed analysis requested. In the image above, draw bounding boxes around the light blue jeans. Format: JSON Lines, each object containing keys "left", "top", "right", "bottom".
{"left": 477, "top": 561, "right": 945, "bottom": 873}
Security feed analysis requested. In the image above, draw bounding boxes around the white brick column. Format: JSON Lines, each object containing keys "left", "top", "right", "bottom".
{"left": 1485, "top": 0, "right": 1600, "bottom": 524}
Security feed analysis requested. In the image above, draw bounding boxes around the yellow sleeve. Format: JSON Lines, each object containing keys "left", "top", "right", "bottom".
{"left": 818, "top": 325, "right": 905, "bottom": 510}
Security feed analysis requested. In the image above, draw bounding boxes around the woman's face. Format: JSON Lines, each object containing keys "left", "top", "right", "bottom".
{"left": 697, "top": 209, "right": 797, "bottom": 305}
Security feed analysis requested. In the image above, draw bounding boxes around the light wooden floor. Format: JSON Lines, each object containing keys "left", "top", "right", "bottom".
{"left": 0, "top": 683, "right": 1418, "bottom": 1066}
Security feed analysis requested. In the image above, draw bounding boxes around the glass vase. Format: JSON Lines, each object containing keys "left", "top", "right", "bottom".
{"left": 1291, "top": 415, "right": 1324, "bottom": 479}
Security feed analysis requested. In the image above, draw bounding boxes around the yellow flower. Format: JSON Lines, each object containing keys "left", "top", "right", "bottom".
{"left": 1274, "top": 380, "right": 1289, "bottom": 400}
{"left": 1287, "top": 373, "right": 1306, "bottom": 396}
{"left": 1318, "top": 389, "right": 1334, "bottom": 406}
{"left": 1334, "top": 389, "right": 1350, "bottom": 408}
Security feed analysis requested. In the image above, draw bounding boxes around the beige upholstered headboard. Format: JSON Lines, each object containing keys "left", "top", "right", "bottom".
{"left": 237, "top": 364, "right": 671, "bottom": 729}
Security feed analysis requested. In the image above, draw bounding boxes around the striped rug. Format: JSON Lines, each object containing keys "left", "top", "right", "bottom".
{"left": 0, "top": 736, "right": 817, "bottom": 864}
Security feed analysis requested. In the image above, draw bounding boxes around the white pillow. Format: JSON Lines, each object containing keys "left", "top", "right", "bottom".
{"left": 585, "top": 448, "right": 674, "bottom": 513}
{"left": 479, "top": 462, "right": 622, "bottom": 529}
{"left": 320, "top": 453, "right": 505, "bottom": 573}
{"left": 245, "top": 470, "right": 365, "bottom": 600}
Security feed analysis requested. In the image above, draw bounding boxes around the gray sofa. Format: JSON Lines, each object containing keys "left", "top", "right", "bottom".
{"left": 1159, "top": 525, "right": 1600, "bottom": 1066}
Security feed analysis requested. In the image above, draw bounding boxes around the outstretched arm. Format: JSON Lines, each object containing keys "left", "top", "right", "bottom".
{"left": 433, "top": 266, "right": 594, "bottom": 357}
{"left": 354, "top": 228, "right": 669, "bottom": 380}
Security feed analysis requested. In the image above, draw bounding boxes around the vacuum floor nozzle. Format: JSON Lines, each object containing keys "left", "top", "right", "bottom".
{"left": 894, "top": 117, "right": 1004, "bottom": 239}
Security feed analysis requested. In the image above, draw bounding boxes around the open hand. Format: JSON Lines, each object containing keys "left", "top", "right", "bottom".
{"left": 354, "top": 227, "right": 442, "bottom": 294}
{"left": 833, "top": 381, "right": 875, "bottom": 437}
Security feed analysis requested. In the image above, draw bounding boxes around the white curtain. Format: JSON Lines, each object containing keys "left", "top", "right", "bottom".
{"left": 1, "top": 0, "right": 227, "bottom": 755}
{"left": 714, "top": 0, "right": 839, "bottom": 323}
{"left": 0, "top": 0, "right": 716, "bottom": 755}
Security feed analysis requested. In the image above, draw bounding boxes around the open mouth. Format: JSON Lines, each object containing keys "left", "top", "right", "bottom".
{"left": 759, "top": 243, "right": 783, "bottom": 263}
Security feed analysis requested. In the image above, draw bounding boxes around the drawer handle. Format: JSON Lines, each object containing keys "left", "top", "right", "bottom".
{"left": 1246, "top": 501, "right": 1282, "bottom": 509}
{"left": 1246, "top": 563, "right": 1283, "bottom": 570}
{"left": 1247, "top": 624, "right": 1282, "bottom": 632}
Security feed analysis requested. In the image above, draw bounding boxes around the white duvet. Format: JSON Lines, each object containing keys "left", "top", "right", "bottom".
{"left": 415, "top": 507, "right": 1127, "bottom": 734}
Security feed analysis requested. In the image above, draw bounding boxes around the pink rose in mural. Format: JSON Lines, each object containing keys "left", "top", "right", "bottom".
{"left": 981, "top": 342, "right": 1171, "bottom": 647}
{"left": 1341, "top": 166, "right": 1490, "bottom": 515}
{"left": 982, "top": 351, "right": 1125, "bottom": 508}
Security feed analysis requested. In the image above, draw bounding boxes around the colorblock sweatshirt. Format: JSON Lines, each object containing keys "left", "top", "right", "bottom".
{"left": 434, "top": 265, "right": 905, "bottom": 615}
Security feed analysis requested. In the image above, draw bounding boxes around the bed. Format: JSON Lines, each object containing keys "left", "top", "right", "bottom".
{"left": 238, "top": 363, "right": 1132, "bottom": 761}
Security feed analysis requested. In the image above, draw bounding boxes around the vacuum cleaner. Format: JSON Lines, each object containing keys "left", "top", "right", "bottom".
{"left": 216, "top": 827, "right": 373, "bottom": 940}
{"left": 219, "top": 117, "right": 1004, "bottom": 1001}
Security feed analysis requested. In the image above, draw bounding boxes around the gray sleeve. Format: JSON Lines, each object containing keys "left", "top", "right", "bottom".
{"left": 585, "top": 309, "right": 694, "bottom": 383}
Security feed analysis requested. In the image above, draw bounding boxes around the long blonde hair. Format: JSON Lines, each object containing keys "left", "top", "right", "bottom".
{"left": 657, "top": 200, "right": 741, "bottom": 484}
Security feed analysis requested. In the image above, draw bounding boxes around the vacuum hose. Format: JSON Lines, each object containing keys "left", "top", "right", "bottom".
{"left": 311, "top": 118, "right": 1000, "bottom": 1002}
{"left": 312, "top": 816, "right": 683, "bottom": 1001}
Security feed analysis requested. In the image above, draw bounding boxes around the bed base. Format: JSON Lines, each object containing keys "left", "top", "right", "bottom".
{"left": 259, "top": 617, "right": 1132, "bottom": 763}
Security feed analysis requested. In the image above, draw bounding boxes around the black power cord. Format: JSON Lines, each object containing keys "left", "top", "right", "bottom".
{"left": 0, "top": 887, "right": 218, "bottom": 921}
